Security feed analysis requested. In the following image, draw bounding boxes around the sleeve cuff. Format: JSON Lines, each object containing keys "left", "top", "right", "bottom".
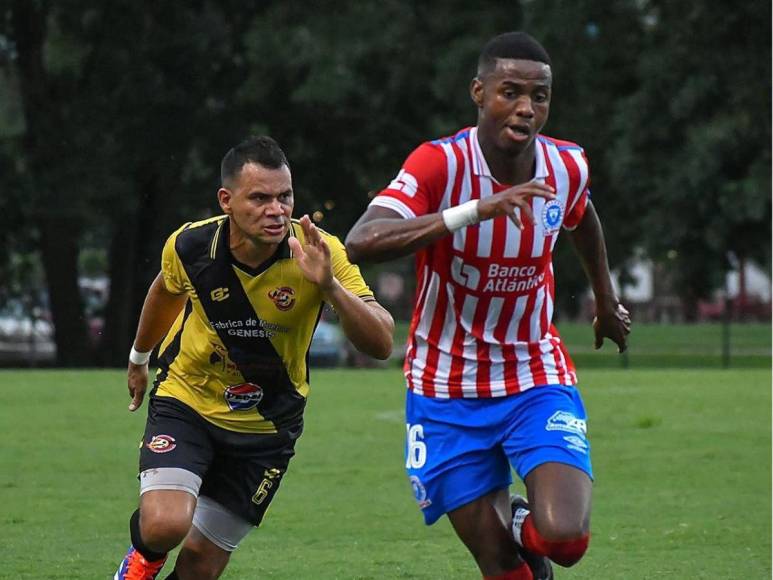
{"left": 369, "top": 196, "right": 416, "bottom": 219}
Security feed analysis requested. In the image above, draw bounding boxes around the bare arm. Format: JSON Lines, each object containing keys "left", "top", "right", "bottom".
{"left": 288, "top": 215, "right": 394, "bottom": 359}
{"left": 321, "top": 284, "right": 394, "bottom": 360}
{"left": 127, "top": 273, "right": 188, "bottom": 411}
{"left": 345, "top": 206, "right": 449, "bottom": 263}
{"left": 345, "top": 181, "right": 555, "bottom": 264}
{"left": 567, "top": 200, "right": 631, "bottom": 352}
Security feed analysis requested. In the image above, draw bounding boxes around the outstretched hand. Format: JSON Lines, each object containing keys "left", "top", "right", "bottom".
{"left": 288, "top": 215, "right": 334, "bottom": 291}
{"left": 592, "top": 300, "right": 631, "bottom": 353}
{"left": 477, "top": 180, "right": 556, "bottom": 230}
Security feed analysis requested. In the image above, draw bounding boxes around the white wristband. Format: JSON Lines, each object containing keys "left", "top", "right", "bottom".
{"left": 129, "top": 346, "right": 152, "bottom": 365}
{"left": 442, "top": 200, "right": 480, "bottom": 232}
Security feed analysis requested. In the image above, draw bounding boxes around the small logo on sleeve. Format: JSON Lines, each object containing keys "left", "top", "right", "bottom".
{"left": 388, "top": 169, "right": 419, "bottom": 197}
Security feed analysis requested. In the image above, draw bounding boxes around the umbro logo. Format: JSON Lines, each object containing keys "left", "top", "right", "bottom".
{"left": 211, "top": 287, "right": 230, "bottom": 302}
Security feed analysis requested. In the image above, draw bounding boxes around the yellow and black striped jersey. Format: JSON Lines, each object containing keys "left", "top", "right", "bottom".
{"left": 152, "top": 216, "right": 374, "bottom": 433}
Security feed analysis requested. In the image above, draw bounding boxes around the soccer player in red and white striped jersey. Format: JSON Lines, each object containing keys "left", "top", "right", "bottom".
{"left": 346, "top": 32, "right": 630, "bottom": 580}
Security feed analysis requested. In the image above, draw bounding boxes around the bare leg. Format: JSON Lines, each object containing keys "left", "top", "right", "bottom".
{"left": 516, "top": 462, "right": 592, "bottom": 567}
{"left": 138, "top": 490, "right": 197, "bottom": 553}
{"left": 447, "top": 488, "right": 524, "bottom": 576}
{"left": 172, "top": 526, "right": 231, "bottom": 580}
{"left": 524, "top": 462, "right": 591, "bottom": 541}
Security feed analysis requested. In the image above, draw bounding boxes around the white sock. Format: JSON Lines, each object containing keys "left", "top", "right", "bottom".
{"left": 512, "top": 505, "right": 530, "bottom": 547}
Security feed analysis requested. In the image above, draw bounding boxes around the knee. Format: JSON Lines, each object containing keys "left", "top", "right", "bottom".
{"left": 528, "top": 516, "right": 590, "bottom": 567}
{"left": 547, "top": 533, "right": 589, "bottom": 567}
{"left": 140, "top": 508, "right": 191, "bottom": 551}
{"left": 532, "top": 512, "right": 588, "bottom": 543}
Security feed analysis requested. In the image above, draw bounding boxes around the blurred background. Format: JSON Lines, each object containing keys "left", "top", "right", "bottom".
{"left": 0, "top": 0, "right": 769, "bottom": 369}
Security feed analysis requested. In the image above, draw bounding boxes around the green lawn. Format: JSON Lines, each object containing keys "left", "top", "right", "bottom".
{"left": 0, "top": 367, "right": 770, "bottom": 579}
{"left": 392, "top": 322, "right": 772, "bottom": 368}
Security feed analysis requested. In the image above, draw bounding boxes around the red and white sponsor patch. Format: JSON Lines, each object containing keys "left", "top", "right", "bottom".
{"left": 146, "top": 434, "right": 177, "bottom": 453}
{"left": 268, "top": 286, "right": 295, "bottom": 311}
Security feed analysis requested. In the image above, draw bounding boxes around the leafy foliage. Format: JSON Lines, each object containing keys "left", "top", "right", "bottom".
{"left": 0, "top": 0, "right": 769, "bottom": 359}
{"left": 608, "top": 0, "right": 771, "bottom": 311}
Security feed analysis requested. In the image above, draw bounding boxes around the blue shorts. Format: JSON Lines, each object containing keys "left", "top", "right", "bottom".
{"left": 405, "top": 385, "right": 593, "bottom": 525}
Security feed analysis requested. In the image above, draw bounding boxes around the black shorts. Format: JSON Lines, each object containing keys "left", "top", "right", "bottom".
{"left": 139, "top": 396, "right": 303, "bottom": 526}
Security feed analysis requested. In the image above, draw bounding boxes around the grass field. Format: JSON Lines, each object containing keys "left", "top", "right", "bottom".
{"left": 392, "top": 322, "right": 772, "bottom": 369}
{"left": 0, "top": 366, "right": 770, "bottom": 579}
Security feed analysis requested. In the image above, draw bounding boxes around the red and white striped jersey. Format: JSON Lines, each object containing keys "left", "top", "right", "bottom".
{"left": 370, "top": 126, "right": 590, "bottom": 398}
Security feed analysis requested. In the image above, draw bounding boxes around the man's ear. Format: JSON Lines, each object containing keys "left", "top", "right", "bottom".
{"left": 217, "top": 188, "right": 232, "bottom": 214}
{"left": 470, "top": 77, "right": 484, "bottom": 108}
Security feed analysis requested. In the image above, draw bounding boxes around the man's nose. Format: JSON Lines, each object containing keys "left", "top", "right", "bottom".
{"left": 265, "top": 198, "right": 283, "bottom": 214}
{"left": 515, "top": 96, "right": 534, "bottom": 117}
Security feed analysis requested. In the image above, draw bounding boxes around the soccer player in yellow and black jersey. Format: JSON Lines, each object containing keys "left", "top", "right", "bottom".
{"left": 113, "top": 136, "right": 394, "bottom": 580}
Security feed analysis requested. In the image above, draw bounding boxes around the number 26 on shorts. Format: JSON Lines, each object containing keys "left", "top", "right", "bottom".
{"left": 405, "top": 423, "right": 427, "bottom": 469}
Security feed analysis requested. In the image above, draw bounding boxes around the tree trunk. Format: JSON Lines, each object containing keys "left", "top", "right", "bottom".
{"left": 13, "top": 0, "right": 91, "bottom": 365}
{"left": 99, "top": 218, "right": 139, "bottom": 366}
{"left": 681, "top": 287, "right": 700, "bottom": 323}
{"left": 39, "top": 217, "right": 92, "bottom": 365}
{"left": 100, "top": 169, "right": 167, "bottom": 366}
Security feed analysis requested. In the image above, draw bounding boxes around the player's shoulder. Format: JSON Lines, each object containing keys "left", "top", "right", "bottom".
{"left": 398, "top": 127, "right": 472, "bottom": 170}
{"left": 289, "top": 219, "right": 342, "bottom": 246}
{"left": 170, "top": 215, "right": 225, "bottom": 238}
{"left": 537, "top": 134, "right": 586, "bottom": 153}
{"left": 429, "top": 126, "right": 474, "bottom": 148}
{"left": 171, "top": 215, "right": 227, "bottom": 258}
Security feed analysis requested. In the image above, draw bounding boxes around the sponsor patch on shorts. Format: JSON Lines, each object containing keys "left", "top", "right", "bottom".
{"left": 146, "top": 434, "right": 177, "bottom": 453}
{"left": 545, "top": 410, "right": 587, "bottom": 436}
{"left": 563, "top": 435, "right": 588, "bottom": 454}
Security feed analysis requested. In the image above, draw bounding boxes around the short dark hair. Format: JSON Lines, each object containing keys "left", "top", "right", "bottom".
{"left": 477, "top": 32, "right": 551, "bottom": 76}
{"left": 221, "top": 135, "right": 289, "bottom": 186}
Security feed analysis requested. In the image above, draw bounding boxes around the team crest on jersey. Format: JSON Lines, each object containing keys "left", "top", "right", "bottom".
{"left": 268, "top": 286, "right": 295, "bottom": 311}
{"left": 146, "top": 434, "right": 176, "bottom": 453}
{"left": 409, "top": 475, "right": 432, "bottom": 509}
{"left": 541, "top": 199, "right": 564, "bottom": 235}
{"left": 224, "top": 383, "right": 264, "bottom": 411}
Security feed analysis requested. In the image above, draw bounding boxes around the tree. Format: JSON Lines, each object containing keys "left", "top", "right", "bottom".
{"left": 608, "top": 0, "right": 771, "bottom": 318}
{"left": 234, "top": 0, "right": 527, "bottom": 233}
{"left": 523, "top": 0, "right": 648, "bottom": 317}
{"left": 2, "top": 1, "right": 262, "bottom": 364}
{"left": 7, "top": 0, "right": 92, "bottom": 365}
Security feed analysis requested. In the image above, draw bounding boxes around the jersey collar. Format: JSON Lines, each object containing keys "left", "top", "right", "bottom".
{"left": 216, "top": 217, "right": 293, "bottom": 277}
{"left": 470, "top": 126, "right": 548, "bottom": 184}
